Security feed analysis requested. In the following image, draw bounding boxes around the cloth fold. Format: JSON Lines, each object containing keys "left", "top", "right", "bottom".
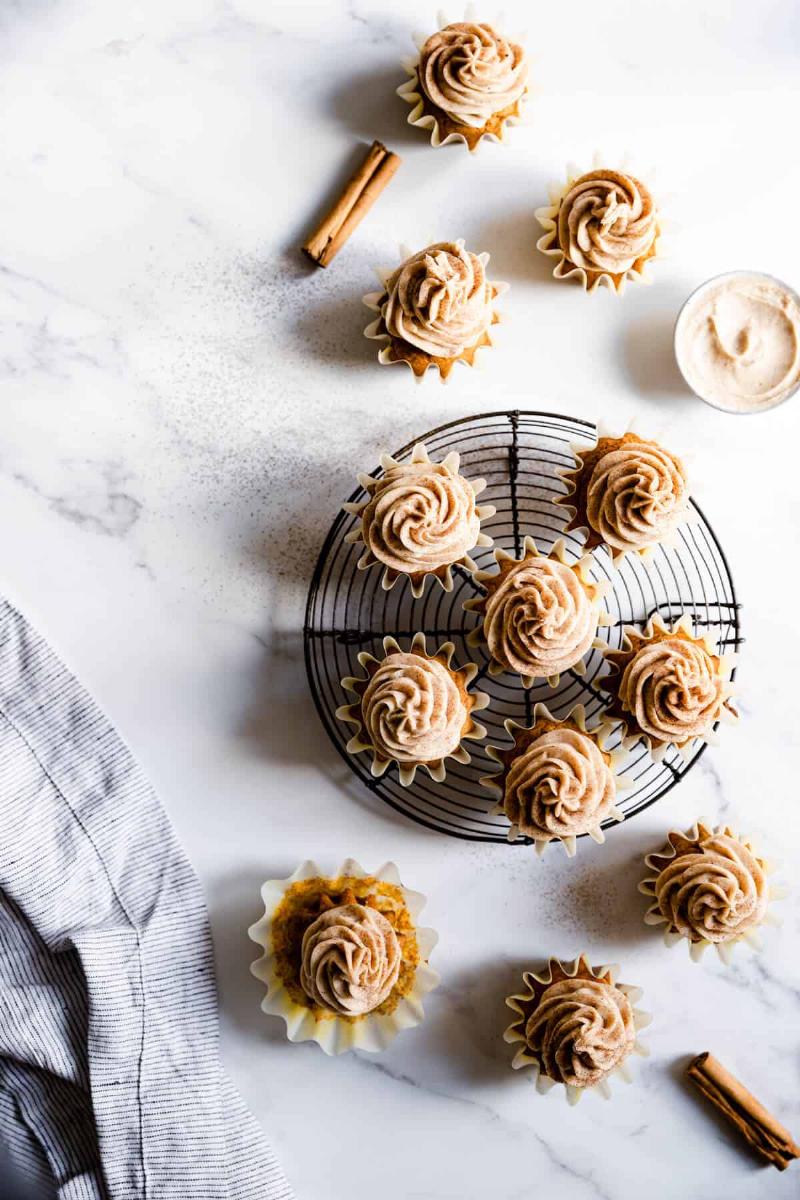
{"left": 0, "top": 600, "right": 292, "bottom": 1200}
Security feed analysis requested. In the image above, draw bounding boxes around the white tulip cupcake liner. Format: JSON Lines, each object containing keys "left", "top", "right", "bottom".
{"left": 638, "top": 822, "right": 786, "bottom": 964}
{"left": 464, "top": 536, "right": 611, "bottom": 688}
{"left": 248, "top": 858, "right": 439, "bottom": 1055}
{"left": 504, "top": 955, "right": 651, "bottom": 1105}
{"left": 397, "top": 7, "right": 529, "bottom": 153}
{"left": 363, "top": 241, "right": 508, "bottom": 382}
{"left": 342, "top": 441, "right": 496, "bottom": 598}
{"left": 480, "top": 702, "right": 631, "bottom": 856}
{"left": 535, "top": 153, "right": 665, "bottom": 294}
{"left": 554, "top": 417, "right": 693, "bottom": 567}
{"left": 335, "top": 632, "right": 489, "bottom": 786}
{"left": 598, "top": 611, "right": 738, "bottom": 762}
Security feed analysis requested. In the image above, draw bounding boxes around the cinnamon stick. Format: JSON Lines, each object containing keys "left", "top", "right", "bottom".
{"left": 302, "top": 140, "right": 401, "bottom": 268}
{"left": 687, "top": 1052, "right": 800, "bottom": 1170}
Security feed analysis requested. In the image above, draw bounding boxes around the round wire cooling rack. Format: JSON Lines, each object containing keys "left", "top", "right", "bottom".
{"left": 303, "top": 410, "right": 742, "bottom": 844}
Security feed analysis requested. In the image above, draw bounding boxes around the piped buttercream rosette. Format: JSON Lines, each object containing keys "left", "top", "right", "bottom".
{"left": 363, "top": 239, "right": 507, "bottom": 381}
{"left": 535, "top": 157, "right": 662, "bottom": 294}
{"left": 556, "top": 422, "right": 690, "bottom": 565}
{"left": 397, "top": 13, "right": 529, "bottom": 152}
{"left": 598, "top": 612, "right": 737, "bottom": 761}
{"left": 481, "top": 704, "right": 630, "bottom": 856}
{"left": 464, "top": 536, "right": 610, "bottom": 687}
{"left": 504, "top": 956, "right": 651, "bottom": 1104}
{"left": 638, "top": 823, "right": 784, "bottom": 964}
{"left": 248, "top": 858, "right": 439, "bottom": 1055}
{"left": 343, "top": 442, "right": 495, "bottom": 598}
{"left": 335, "top": 632, "right": 489, "bottom": 786}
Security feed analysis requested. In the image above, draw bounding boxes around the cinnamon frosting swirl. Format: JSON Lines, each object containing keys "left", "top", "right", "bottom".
{"left": 300, "top": 904, "right": 401, "bottom": 1017}
{"left": 361, "top": 651, "right": 467, "bottom": 765}
{"left": 417, "top": 22, "right": 528, "bottom": 129}
{"left": 647, "top": 830, "right": 768, "bottom": 946}
{"left": 617, "top": 634, "right": 727, "bottom": 747}
{"left": 556, "top": 170, "right": 658, "bottom": 277}
{"left": 480, "top": 554, "right": 599, "bottom": 681}
{"left": 523, "top": 976, "right": 636, "bottom": 1089}
{"left": 360, "top": 457, "right": 480, "bottom": 577}
{"left": 504, "top": 727, "right": 616, "bottom": 842}
{"left": 381, "top": 241, "right": 495, "bottom": 359}
{"left": 584, "top": 439, "right": 688, "bottom": 555}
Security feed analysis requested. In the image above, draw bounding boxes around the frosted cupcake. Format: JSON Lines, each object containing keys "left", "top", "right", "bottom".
{"left": 397, "top": 19, "right": 528, "bottom": 151}
{"left": 335, "top": 632, "right": 489, "bottom": 785}
{"left": 343, "top": 442, "right": 495, "bottom": 597}
{"left": 599, "top": 612, "right": 737, "bottom": 760}
{"left": 249, "top": 858, "right": 439, "bottom": 1054}
{"left": 465, "top": 537, "right": 608, "bottom": 687}
{"left": 639, "top": 823, "right": 780, "bottom": 963}
{"left": 363, "top": 240, "right": 506, "bottom": 380}
{"left": 557, "top": 429, "right": 689, "bottom": 563}
{"left": 504, "top": 955, "right": 650, "bottom": 1104}
{"left": 481, "top": 704, "right": 628, "bottom": 856}
{"left": 536, "top": 164, "right": 661, "bottom": 293}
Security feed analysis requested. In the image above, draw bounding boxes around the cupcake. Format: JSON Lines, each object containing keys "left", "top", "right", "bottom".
{"left": 557, "top": 427, "right": 689, "bottom": 563}
{"left": 363, "top": 240, "right": 507, "bottom": 380}
{"left": 335, "top": 632, "right": 489, "bottom": 785}
{"left": 343, "top": 442, "right": 495, "bottom": 597}
{"left": 481, "top": 704, "right": 628, "bottom": 856}
{"left": 536, "top": 162, "right": 661, "bottom": 293}
{"left": 397, "top": 18, "right": 528, "bottom": 151}
{"left": 599, "top": 612, "right": 737, "bottom": 760}
{"left": 504, "top": 955, "right": 650, "bottom": 1104}
{"left": 639, "top": 823, "right": 781, "bottom": 963}
{"left": 249, "top": 858, "right": 439, "bottom": 1054}
{"left": 464, "top": 537, "right": 609, "bottom": 687}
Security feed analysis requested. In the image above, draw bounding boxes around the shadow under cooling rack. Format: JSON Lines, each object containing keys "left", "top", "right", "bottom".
{"left": 304, "top": 410, "right": 742, "bottom": 844}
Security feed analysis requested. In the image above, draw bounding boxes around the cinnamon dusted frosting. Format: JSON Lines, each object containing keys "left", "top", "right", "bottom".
{"left": 675, "top": 272, "right": 800, "bottom": 413}
{"left": 503, "top": 726, "right": 616, "bottom": 844}
{"left": 642, "top": 826, "right": 769, "bottom": 949}
{"left": 381, "top": 241, "right": 495, "bottom": 360}
{"left": 556, "top": 170, "right": 658, "bottom": 277}
{"left": 359, "top": 453, "right": 481, "bottom": 580}
{"left": 417, "top": 22, "right": 528, "bottom": 129}
{"left": 300, "top": 903, "right": 401, "bottom": 1017}
{"left": 361, "top": 651, "right": 467, "bottom": 766}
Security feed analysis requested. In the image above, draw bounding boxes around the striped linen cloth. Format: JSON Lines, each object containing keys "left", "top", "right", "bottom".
{"left": 0, "top": 600, "right": 292, "bottom": 1200}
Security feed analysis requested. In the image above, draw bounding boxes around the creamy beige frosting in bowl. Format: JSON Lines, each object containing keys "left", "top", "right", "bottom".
{"left": 417, "top": 22, "right": 528, "bottom": 128}
{"left": 300, "top": 903, "right": 401, "bottom": 1016}
{"left": 675, "top": 271, "right": 800, "bottom": 413}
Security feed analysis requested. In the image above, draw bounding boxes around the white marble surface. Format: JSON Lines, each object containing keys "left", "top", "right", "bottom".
{"left": 2, "top": 1, "right": 800, "bottom": 1196}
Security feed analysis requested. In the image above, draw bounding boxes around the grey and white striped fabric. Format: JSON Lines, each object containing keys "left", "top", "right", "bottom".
{"left": 0, "top": 599, "right": 292, "bottom": 1200}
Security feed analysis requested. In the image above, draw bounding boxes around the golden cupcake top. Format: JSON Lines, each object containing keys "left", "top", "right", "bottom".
{"left": 336, "top": 633, "right": 488, "bottom": 785}
{"left": 640, "top": 823, "right": 771, "bottom": 960}
{"left": 344, "top": 443, "right": 495, "bottom": 597}
{"left": 504, "top": 956, "right": 648, "bottom": 1101}
{"left": 417, "top": 22, "right": 528, "bottom": 130}
{"left": 465, "top": 537, "right": 607, "bottom": 687}
{"left": 558, "top": 431, "right": 689, "bottom": 561}
{"left": 483, "top": 706, "right": 624, "bottom": 854}
{"left": 600, "top": 613, "right": 736, "bottom": 757}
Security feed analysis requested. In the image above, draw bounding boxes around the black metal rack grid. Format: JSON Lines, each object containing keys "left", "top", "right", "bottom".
{"left": 304, "top": 410, "right": 742, "bottom": 844}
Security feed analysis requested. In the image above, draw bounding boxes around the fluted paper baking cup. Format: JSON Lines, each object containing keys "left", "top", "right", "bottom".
{"left": 397, "top": 8, "right": 529, "bottom": 152}
{"left": 504, "top": 955, "right": 651, "bottom": 1105}
{"left": 554, "top": 417, "right": 693, "bottom": 566}
{"left": 481, "top": 702, "right": 630, "bottom": 856}
{"left": 535, "top": 154, "right": 664, "bottom": 294}
{"left": 363, "top": 240, "right": 508, "bottom": 382}
{"left": 598, "top": 611, "right": 738, "bottom": 761}
{"left": 638, "top": 822, "right": 785, "bottom": 964}
{"left": 248, "top": 858, "right": 439, "bottom": 1055}
{"left": 336, "top": 632, "right": 489, "bottom": 785}
{"left": 342, "top": 441, "right": 495, "bottom": 598}
{"left": 464, "top": 536, "right": 610, "bottom": 687}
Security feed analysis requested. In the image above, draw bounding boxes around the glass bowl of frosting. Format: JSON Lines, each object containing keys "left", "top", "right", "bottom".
{"left": 674, "top": 271, "right": 800, "bottom": 414}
